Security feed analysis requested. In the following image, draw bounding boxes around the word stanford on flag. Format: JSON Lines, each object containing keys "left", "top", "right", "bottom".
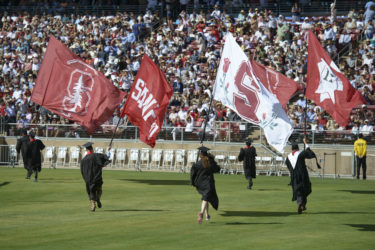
{"left": 121, "top": 55, "right": 173, "bottom": 147}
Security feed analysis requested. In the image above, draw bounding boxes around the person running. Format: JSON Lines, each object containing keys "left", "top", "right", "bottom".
{"left": 80, "top": 142, "right": 111, "bottom": 212}
{"left": 238, "top": 138, "right": 257, "bottom": 189}
{"left": 354, "top": 133, "right": 367, "bottom": 180}
{"left": 25, "top": 131, "right": 45, "bottom": 182}
{"left": 190, "top": 146, "right": 220, "bottom": 224}
{"left": 285, "top": 137, "right": 318, "bottom": 214}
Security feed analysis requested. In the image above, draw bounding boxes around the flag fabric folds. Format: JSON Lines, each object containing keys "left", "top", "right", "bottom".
{"left": 213, "top": 33, "right": 293, "bottom": 153}
{"left": 121, "top": 55, "right": 173, "bottom": 148}
{"left": 251, "top": 59, "right": 302, "bottom": 109}
{"left": 31, "top": 36, "right": 126, "bottom": 134}
{"left": 306, "top": 30, "right": 365, "bottom": 127}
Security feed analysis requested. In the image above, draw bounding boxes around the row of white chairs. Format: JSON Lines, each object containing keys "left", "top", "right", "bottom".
{"left": 8, "top": 144, "right": 288, "bottom": 176}
{"left": 41, "top": 146, "right": 199, "bottom": 172}
{"left": 212, "top": 151, "right": 288, "bottom": 176}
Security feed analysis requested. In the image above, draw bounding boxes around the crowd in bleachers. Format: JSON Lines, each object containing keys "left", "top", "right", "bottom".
{"left": 0, "top": 1, "right": 374, "bottom": 141}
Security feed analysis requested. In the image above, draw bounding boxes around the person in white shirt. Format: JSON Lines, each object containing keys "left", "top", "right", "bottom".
{"left": 323, "top": 24, "right": 336, "bottom": 41}
{"left": 185, "top": 115, "right": 195, "bottom": 133}
{"left": 211, "top": 5, "right": 221, "bottom": 19}
{"left": 12, "top": 86, "right": 22, "bottom": 100}
{"left": 360, "top": 119, "right": 373, "bottom": 136}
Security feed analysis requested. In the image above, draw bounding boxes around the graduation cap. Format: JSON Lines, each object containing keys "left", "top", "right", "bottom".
{"left": 198, "top": 146, "right": 210, "bottom": 155}
{"left": 291, "top": 142, "right": 299, "bottom": 151}
{"left": 246, "top": 138, "right": 252, "bottom": 145}
{"left": 82, "top": 142, "right": 94, "bottom": 149}
{"left": 29, "top": 131, "right": 36, "bottom": 138}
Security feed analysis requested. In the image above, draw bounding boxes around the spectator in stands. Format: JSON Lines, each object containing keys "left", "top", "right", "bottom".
{"left": 352, "top": 121, "right": 361, "bottom": 137}
{"left": 330, "top": 0, "right": 337, "bottom": 22}
{"left": 364, "top": 4, "right": 375, "bottom": 23}
{"left": 323, "top": 23, "right": 336, "bottom": 41}
{"left": 354, "top": 133, "right": 367, "bottom": 180}
{"left": 360, "top": 119, "right": 373, "bottom": 137}
{"left": 291, "top": 2, "right": 302, "bottom": 22}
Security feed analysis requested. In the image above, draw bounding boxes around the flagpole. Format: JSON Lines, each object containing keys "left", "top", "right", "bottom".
{"left": 196, "top": 94, "right": 215, "bottom": 163}
{"left": 108, "top": 115, "right": 128, "bottom": 149}
{"left": 304, "top": 85, "right": 307, "bottom": 151}
{"left": 109, "top": 98, "right": 128, "bottom": 148}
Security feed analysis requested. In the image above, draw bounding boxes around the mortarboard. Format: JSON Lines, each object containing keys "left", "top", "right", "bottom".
{"left": 82, "top": 142, "right": 94, "bottom": 148}
{"left": 198, "top": 146, "right": 210, "bottom": 154}
{"left": 29, "top": 131, "right": 36, "bottom": 138}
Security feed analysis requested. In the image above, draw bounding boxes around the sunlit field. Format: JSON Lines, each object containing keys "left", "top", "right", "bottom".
{"left": 0, "top": 167, "right": 374, "bottom": 250}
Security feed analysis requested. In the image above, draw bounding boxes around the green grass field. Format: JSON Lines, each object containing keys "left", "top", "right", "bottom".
{"left": 0, "top": 167, "right": 374, "bottom": 250}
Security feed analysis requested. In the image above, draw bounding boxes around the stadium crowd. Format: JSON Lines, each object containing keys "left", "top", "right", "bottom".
{"left": 0, "top": 1, "right": 374, "bottom": 141}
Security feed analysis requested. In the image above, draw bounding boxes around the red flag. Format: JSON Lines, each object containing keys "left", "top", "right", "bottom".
{"left": 306, "top": 30, "right": 365, "bottom": 126}
{"left": 31, "top": 36, "right": 126, "bottom": 134}
{"left": 121, "top": 55, "right": 173, "bottom": 147}
{"left": 251, "top": 59, "right": 302, "bottom": 108}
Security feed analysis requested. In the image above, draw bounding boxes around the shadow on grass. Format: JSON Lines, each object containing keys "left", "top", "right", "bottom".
{"left": 121, "top": 179, "right": 190, "bottom": 186}
{"left": 311, "top": 211, "right": 375, "bottom": 215}
{"left": 338, "top": 190, "right": 375, "bottom": 195}
{"left": 221, "top": 211, "right": 295, "bottom": 217}
{"left": 0, "top": 181, "right": 10, "bottom": 187}
{"left": 226, "top": 222, "right": 283, "bottom": 225}
{"left": 255, "top": 189, "right": 283, "bottom": 191}
{"left": 103, "top": 209, "right": 167, "bottom": 212}
{"left": 346, "top": 224, "right": 375, "bottom": 231}
{"left": 40, "top": 178, "right": 80, "bottom": 182}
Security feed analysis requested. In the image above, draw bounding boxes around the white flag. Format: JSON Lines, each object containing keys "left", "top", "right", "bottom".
{"left": 213, "top": 33, "right": 293, "bottom": 153}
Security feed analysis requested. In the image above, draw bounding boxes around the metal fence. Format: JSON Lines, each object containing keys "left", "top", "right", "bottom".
{"left": 2, "top": 122, "right": 374, "bottom": 146}
{"left": 1, "top": 144, "right": 373, "bottom": 179}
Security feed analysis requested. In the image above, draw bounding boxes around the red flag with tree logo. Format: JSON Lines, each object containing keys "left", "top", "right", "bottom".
{"left": 121, "top": 55, "right": 173, "bottom": 147}
{"left": 31, "top": 36, "right": 126, "bottom": 134}
{"left": 306, "top": 30, "right": 365, "bottom": 126}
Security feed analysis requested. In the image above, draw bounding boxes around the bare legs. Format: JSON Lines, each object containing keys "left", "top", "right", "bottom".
{"left": 198, "top": 200, "right": 210, "bottom": 223}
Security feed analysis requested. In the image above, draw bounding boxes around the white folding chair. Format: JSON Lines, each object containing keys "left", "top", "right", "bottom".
{"left": 175, "top": 149, "right": 186, "bottom": 172}
{"left": 69, "top": 146, "right": 81, "bottom": 167}
{"left": 139, "top": 148, "right": 150, "bottom": 170}
{"left": 227, "top": 155, "right": 238, "bottom": 174}
{"left": 150, "top": 149, "right": 162, "bottom": 169}
{"left": 275, "top": 156, "right": 289, "bottom": 176}
{"left": 44, "top": 146, "right": 55, "bottom": 168}
{"left": 56, "top": 146, "right": 68, "bottom": 167}
{"left": 128, "top": 148, "right": 139, "bottom": 170}
{"left": 162, "top": 149, "right": 174, "bottom": 170}
{"left": 9, "top": 145, "right": 18, "bottom": 167}
{"left": 214, "top": 152, "right": 227, "bottom": 174}
{"left": 186, "top": 150, "right": 198, "bottom": 172}
{"left": 258, "top": 156, "right": 273, "bottom": 175}
{"left": 115, "top": 148, "right": 127, "bottom": 168}
{"left": 94, "top": 147, "right": 104, "bottom": 154}
{"left": 108, "top": 148, "right": 116, "bottom": 167}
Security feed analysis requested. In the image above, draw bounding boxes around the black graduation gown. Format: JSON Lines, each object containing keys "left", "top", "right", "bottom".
{"left": 238, "top": 146, "right": 257, "bottom": 179}
{"left": 190, "top": 157, "right": 221, "bottom": 210}
{"left": 285, "top": 147, "right": 316, "bottom": 202}
{"left": 26, "top": 139, "right": 45, "bottom": 172}
{"left": 16, "top": 135, "right": 30, "bottom": 169}
{"left": 80, "top": 153, "right": 111, "bottom": 200}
